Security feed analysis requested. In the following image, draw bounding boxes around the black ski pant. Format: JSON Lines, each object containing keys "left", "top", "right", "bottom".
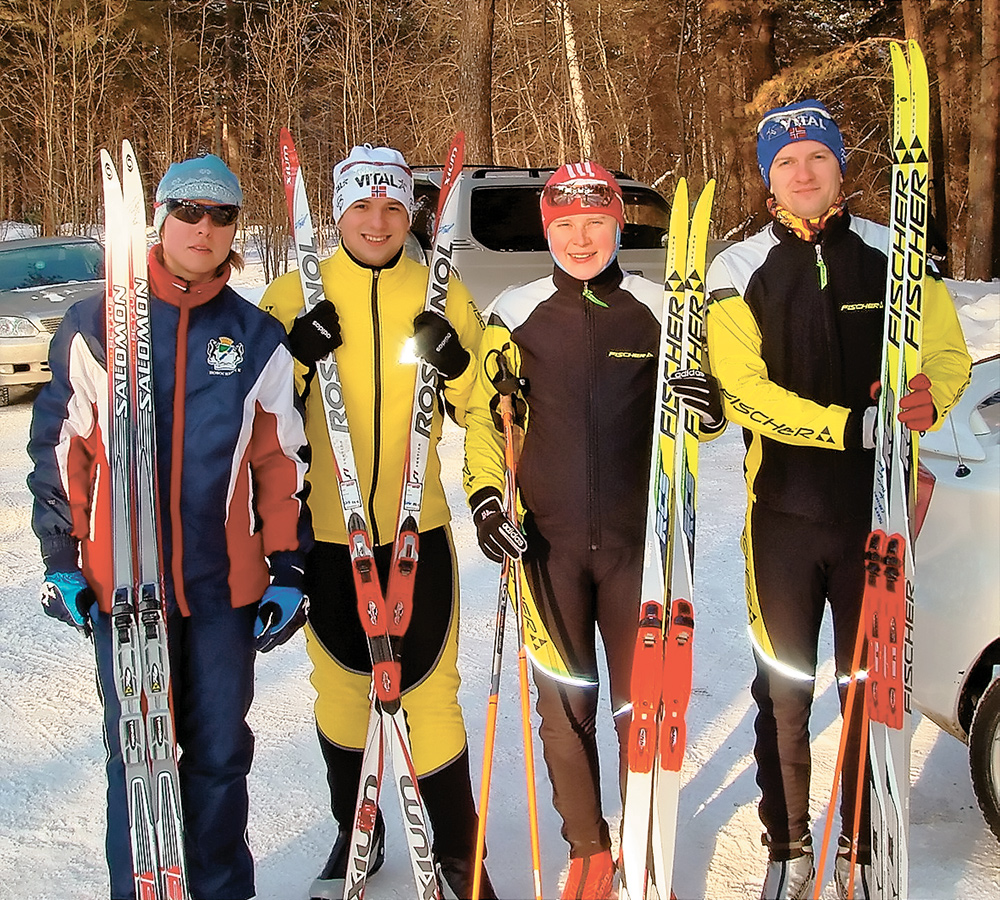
{"left": 745, "top": 504, "right": 872, "bottom": 860}
{"left": 522, "top": 516, "right": 642, "bottom": 859}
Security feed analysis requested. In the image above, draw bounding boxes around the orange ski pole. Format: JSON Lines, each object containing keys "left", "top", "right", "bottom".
{"left": 814, "top": 607, "right": 869, "bottom": 899}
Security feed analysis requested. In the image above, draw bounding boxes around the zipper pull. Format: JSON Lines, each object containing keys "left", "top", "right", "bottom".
{"left": 814, "top": 244, "right": 828, "bottom": 290}
{"left": 582, "top": 283, "right": 608, "bottom": 308}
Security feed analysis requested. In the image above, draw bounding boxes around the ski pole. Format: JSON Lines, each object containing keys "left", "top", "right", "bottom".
{"left": 472, "top": 557, "right": 511, "bottom": 900}
{"left": 513, "top": 565, "right": 544, "bottom": 900}
{"left": 845, "top": 696, "right": 871, "bottom": 899}
{"left": 473, "top": 347, "right": 543, "bottom": 900}
{"left": 813, "top": 595, "right": 869, "bottom": 899}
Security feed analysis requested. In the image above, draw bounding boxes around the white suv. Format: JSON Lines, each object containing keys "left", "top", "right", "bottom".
{"left": 410, "top": 166, "right": 724, "bottom": 308}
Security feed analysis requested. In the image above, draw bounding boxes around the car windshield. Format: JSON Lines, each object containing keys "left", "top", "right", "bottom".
{"left": 411, "top": 182, "right": 670, "bottom": 253}
{"left": 0, "top": 241, "right": 104, "bottom": 291}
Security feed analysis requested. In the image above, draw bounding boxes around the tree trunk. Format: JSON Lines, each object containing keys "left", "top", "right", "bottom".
{"left": 967, "top": 0, "right": 1000, "bottom": 278}
{"left": 459, "top": 0, "right": 496, "bottom": 165}
{"left": 908, "top": 0, "right": 951, "bottom": 267}
{"left": 555, "top": 0, "right": 594, "bottom": 159}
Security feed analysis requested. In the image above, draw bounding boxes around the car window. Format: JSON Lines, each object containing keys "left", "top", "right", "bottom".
{"left": 0, "top": 241, "right": 104, "bottom": 291}
{"left": 470, "top": 187, "right": 546, "bottom": 252}
{"left": 466, "top": 185, "right": 670, "bottom": 253}
{"left": 978, "top": 388, "right": 1000, "bottom": 435}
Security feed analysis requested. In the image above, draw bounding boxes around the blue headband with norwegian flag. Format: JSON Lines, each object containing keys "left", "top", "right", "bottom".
{"left": 756, "top": 99, "right": 847, "bottom": 188}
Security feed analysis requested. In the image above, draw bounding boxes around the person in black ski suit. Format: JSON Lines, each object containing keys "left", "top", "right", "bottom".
{"left": 463, "top": 161, "right": 724, "bottom": 900}
{"left": 705, "top": 99, "right": 971, "bottom": 900}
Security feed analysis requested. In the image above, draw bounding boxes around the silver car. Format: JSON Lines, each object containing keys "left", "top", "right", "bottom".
{"left": 914, "top": 352, "right": 1000, "bottom": 841}
{"left": 0, "top": 236, "right": 104, "bottom": 405}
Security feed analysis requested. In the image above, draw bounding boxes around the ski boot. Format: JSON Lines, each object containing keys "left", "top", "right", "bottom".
{"left": 760, "top": 833, "right": 815, "bottom": 900}
{"left": 561, "top": 849, "right": 616, "bottom": 900}
{"left": 834, "top": 834, "right": 872, "bottom": 900}
{"left": 437, "top": 854, "right": 498, "bottom": 900}
{"left": 309, "top": 811, "right": 385, "bottom": 900}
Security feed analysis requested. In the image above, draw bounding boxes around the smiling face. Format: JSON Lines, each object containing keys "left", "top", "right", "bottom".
{"left": 159, "top": 200, "right": 236, "bottom": 283}
{"left": 336, "top": 197, "right": 410, "bottom": 268}
{"left": 768, "top": 139, "right": 844, "bottom": 220}
{"left": 546, "top": 213, "right": 619, "bottom": 282}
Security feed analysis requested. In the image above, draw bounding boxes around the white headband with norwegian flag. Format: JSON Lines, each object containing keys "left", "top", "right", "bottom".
{"left": 332, "top": 144, "right": 413, "bottom": 223}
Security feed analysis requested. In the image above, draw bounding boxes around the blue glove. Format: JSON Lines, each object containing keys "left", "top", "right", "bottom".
{"left": 255, "top": 586, "right": 306, "bottom": 652}
{"left": 41, "top": 570, "right": 93, "bottom": 637}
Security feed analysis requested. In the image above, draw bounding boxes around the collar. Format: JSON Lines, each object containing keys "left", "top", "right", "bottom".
{"left": 768, "top": 194, "right": 848, "bottom": 243}
{"left": 340, "top": 241, "right": 405, "bottom": 272}
{"left": 552, "top": 257, "right": 624, "bottom": 300}
{"left": 148, "top": 245, "right": 231, "bottom": 308}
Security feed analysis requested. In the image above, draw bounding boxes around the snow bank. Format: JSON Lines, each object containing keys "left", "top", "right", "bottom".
{"left": 948, "top": 279, "right": 1000, "bottom": 362}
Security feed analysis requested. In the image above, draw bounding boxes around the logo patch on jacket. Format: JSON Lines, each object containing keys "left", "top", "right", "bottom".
{"left": 608, "top": 349, "right": 655, "bottom": 360}
{"left": 207, "top": 336, "right": 244, "bottom": 375}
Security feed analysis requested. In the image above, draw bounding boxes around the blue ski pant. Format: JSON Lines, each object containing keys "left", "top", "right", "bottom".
{"left": 92, "top": 602, "right": 257, "bottom": 900}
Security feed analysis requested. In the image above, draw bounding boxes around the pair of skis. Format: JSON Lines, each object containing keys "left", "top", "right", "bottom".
{"left": 815, "top": 40, "right": 928, "bottom": 900}
{"left": 101, "top": 143, "right": 189, "bottom": 899}
{"left": 865, "top": 38, "right": 928, "bottom": 900}
{"left": 620, "top": 177, "right": 715, "bottom": 900}
{"left": 278, "top": 128, "right": 465, "bottom": 899}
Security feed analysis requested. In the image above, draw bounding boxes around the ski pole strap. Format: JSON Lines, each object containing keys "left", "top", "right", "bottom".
{"left": 486, "top": 345, "right": 528, "bottom": 397}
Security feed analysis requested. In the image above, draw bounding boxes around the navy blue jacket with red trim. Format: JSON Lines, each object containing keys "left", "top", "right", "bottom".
{"left": 28, "top": 249, "right": 311, "bottom": 616}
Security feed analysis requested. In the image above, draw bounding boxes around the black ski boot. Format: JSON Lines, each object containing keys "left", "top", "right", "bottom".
{"left": 312, "top": 731, "right": 386, "bottom": 899}
{"left": 309, "top": 812, "right": 385, "bottom": 899}
{"left": 437, "top": 853, "right": 498, "bottom": 900}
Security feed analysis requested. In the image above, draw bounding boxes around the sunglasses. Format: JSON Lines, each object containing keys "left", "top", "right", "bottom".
{"left": 543, "top": 182, "right": 617, "bottom": 209}
{"left": 165, "top": 199, "right": 240, "bottom": 227}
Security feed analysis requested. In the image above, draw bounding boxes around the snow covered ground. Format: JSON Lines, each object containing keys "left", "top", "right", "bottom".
{"left": 0, "top": 254, "right": 997, "bottom": 899}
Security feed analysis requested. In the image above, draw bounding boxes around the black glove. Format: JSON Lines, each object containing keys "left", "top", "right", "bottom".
{"left": 289, "top": 300, "right": 342, "bottom": 365}
{"left": 665, "top": 369, "right": 724, "bottom": 430}
{"left": 470, "top": 487, "right": 527, "bottom": 564}
{"left": 412, "top": 311, "right": 470, "bottom": 380}
{"left": 845, "top": 405, "right": 878, "bottom": 450}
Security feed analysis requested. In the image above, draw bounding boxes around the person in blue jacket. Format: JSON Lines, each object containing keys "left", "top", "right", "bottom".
{"left": 27, "top": 154, "right": 311, "bottom": 900}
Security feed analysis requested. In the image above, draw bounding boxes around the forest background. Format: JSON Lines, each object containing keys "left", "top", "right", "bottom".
{"left": 1, "top": 0, "right": 997, "bottom": 284}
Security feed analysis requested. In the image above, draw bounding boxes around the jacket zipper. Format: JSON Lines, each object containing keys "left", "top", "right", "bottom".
{"left": 584, "top": 284, "right": 600, "bottom": 550}
{"left": 369, "top": 269, "right": 383, "bottom": 546}
{"left": 814, "top": 243, "right": 828, "bottom": 290}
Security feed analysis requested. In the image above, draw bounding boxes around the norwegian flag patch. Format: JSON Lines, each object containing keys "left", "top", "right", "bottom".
{"left": 371, "top": 185, "right": 387, "bottom": 198}
{"left": 788, "top": 124, "right": 807, "bottom": 140}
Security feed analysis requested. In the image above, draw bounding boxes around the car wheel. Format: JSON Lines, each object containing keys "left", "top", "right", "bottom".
{"left": 970, "top": 676, "right": 1000, "bottom": 842}
{"left": 0, "top": 385, "right": 8, "bottom": 407}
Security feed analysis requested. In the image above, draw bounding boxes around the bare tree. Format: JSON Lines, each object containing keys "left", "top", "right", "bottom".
{"left": 554, "top": 0, "right": 595, "bottom": 158}
{"left": 966, "top": 0, "right": 999, "bottom": 278}
{"left": 459, "top": 0, "right": 496, "bottom": 164}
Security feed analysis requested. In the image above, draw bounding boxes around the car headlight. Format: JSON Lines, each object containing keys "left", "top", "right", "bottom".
{"left": 0, "top": 316, "right": 40, "bottom": 338}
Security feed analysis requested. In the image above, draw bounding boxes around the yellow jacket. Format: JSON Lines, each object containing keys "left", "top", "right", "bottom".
{"left": 263, "top": 247, "right": 484, "bottom": 545}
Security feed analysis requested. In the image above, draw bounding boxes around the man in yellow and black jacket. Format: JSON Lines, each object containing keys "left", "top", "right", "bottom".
{"left": 262, "top": 145, "right": 493, "bottom": 900}
{"left": 705, "top": 99, "right": 971, "bottom": 900}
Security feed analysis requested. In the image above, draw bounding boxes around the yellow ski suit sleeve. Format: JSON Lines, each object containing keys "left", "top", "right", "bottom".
{"left": 706, "top": 274, "right": 971, "bottom": 449}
